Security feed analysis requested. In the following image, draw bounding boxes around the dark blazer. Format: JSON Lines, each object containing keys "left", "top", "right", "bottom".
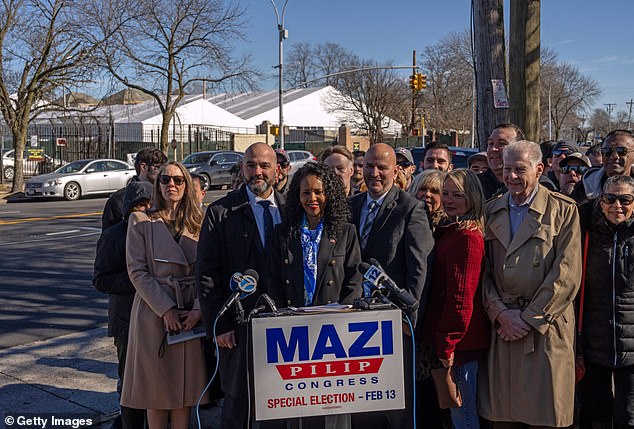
{"left": 93, "top": 220, "right": 135, "bottom": 337}
{"left": 196, "top": 185, "right": 285, "bottom": 400}
{"left": 349, "top": 185, "right": 434, "bottom": 327}
{"left": 268, "top": 222, "right": 363, "bottom": 308}
{"left": 102, "top": 176, "right": 140, "bottom": 230}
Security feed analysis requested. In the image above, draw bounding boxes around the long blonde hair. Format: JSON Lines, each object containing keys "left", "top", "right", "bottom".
{"left": 444, "top": 168, "right": 485, "bottom": 233}
{"left": 151, "top": 162, "right": 203, "bottom": 236}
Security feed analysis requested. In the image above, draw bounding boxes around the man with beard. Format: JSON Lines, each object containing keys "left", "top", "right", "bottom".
{"left": 557, "top": 152, "right": 591, "bottom": 196}
{"left": 197, "top": 142, "right": 285, "bottom": 429}
{"left": 571, "top": 130, "right": 634, "bottom": 205}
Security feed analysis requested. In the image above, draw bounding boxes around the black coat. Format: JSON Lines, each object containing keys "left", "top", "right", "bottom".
{"left": 102, "top": 176, "right": 140, "bottom": 230}
{"left": 349, "top": 185, "right": 434, "bottom": 328}
{"left": 196, "top": 186, "right": 285, "bottom": 399}
{"left": 580, "top": 203, "right": 634, "bottom": 368}
{"left": 268, "top": 222, "right": 363, "bottom": 308}
{"left": 92, "top": 220, "right": 135, "bottom": 337}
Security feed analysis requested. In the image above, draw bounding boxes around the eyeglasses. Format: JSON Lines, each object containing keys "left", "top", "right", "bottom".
{"left": 552, "top": 149, "right": 572, "bottom": 157}
{"left": 561, "top": 165, "right": 589, "bottom": 175}
{"left": 600, "top": 146, "right": 630, "bottom": 157}
{"left": 601, "top": 193, "right": 634, "bottom": 206}
{"left": 158, "top": 175, "right": 186, "bottom": 186}
{"left": 397, "top": 161, "right": 413, "bottom": 168}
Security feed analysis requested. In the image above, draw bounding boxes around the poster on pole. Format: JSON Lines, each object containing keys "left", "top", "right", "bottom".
{"left": 491, "top": 79, "right": 509, "bottom": 108}
{"left": 251, "top": 309, "right": 404, "bottom": 420}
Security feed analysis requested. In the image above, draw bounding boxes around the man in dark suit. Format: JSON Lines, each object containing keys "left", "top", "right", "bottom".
{"left": 349, "top": 143, "right": 434, "bottom": 429}
{"left": 197, "top": 142, "right": 285, "bottom": 429}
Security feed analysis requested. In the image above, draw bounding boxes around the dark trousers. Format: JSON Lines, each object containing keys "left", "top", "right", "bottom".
{"left": 351, "top": 333, "right": 414, "bottom": 429}
{"left": 114, "top": 335, "right": 146, "bottom": 429}
{"left": 579, "top": 361, "right": 634, "bottom": 429}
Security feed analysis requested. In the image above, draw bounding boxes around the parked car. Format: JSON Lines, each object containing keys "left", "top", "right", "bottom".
{"left": 2, "top": 149, "right": 66, "bottom": 180}
{"left": 286, "top": 150, "right": 316, "bottom": 173}
{"left": 25, "top": 159, "right": 135, "bottom": 201}
{"left": 411, "top": 146, "right": 479, "bottom": 173}
{"left": 182, "top": 150, "right": 243, "bottom": 191}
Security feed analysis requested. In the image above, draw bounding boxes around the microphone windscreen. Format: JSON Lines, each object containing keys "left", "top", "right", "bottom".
{"left": 244, "top": 269, "right": 259, "bottom": 282}
{"left": 368, "top": 258, "right": 381, "bottom": 268}
{"left": 358, "top": 262, "right": 371, "bottom": 274}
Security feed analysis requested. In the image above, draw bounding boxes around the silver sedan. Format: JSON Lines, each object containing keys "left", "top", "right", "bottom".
{"left": 25, "top": 159, "right": 135, "bottom": 201}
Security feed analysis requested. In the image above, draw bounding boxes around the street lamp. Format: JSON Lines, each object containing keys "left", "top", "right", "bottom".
{"left": 270, "top": 0, "right": 289, "bottom": 151}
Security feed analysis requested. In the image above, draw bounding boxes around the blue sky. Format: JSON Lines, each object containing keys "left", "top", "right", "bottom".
{"left": 238, "top": 0, "right": 634, "bottom": 116}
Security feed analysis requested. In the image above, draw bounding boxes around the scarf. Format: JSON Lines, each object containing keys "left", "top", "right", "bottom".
{"left": 300, "top": 215, "right": 324, "bottom": 306}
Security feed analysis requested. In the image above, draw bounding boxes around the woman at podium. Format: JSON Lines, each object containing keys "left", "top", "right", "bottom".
{"left": 268, "top": 161, "right": 363, "bottom": 310}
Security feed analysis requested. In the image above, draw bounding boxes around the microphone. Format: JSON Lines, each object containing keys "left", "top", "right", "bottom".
{"left": 217, "top": 269, "right": 259, "bottom": 319}
{"left": 358, "top": 259, "right": 418, "bottom": 312}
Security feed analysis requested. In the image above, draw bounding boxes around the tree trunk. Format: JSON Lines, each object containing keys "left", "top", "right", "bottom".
{"left": 473, "top": 0, "right": 509, "bottom": 150}
{"left": 510, "top": 0, "right": 541, "bottom": 143}
{"left": 159, "top": 113, "right": 171, "bottom": 153}
{"left": 10, "top": 124, "right": 28, "bottom": 193}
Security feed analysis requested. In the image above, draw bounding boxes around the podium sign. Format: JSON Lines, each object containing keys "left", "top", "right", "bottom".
{"left": 251, "top": 309, "right": 404, "bottom": 420}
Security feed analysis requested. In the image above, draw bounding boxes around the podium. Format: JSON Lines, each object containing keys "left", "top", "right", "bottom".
{"left": 250, "top": 308, "right": 404, "bottom": 421}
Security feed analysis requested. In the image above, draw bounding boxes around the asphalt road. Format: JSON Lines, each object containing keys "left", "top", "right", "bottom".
{"left": 0, "top": 189, "right": 227, "bottom": 349}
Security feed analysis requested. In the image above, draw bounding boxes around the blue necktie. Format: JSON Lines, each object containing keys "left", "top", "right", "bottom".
{"left": 257, "top": 200, "right": 274, "bottom": 249}
{"left": 360, "top": 200, "right": 379, "bottom": 249}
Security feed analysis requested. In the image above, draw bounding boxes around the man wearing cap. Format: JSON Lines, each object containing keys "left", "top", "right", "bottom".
{"left": 274, "top": 149, "right": 291, "bottom": 194}
{"left": 93, "top": 181, "right": 154, "bottom": 429}
{"left": 468, "top": 152, "right": 488, "bottom": 174}
{"left": 394, "top": 147, "right": 416, "bottom": 190}
{"left": 558, "top": 152, "right": 591, "bottom": 196}
{"left": 547, "top": 141, "right": 583, "bottom": 190}
{"left": 571, "top": 130, "right": 634, "bottom": 205}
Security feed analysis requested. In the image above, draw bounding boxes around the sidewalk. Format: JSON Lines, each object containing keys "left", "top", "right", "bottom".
{"left": 0, "top": 327, "right": 222, "bottom": 428}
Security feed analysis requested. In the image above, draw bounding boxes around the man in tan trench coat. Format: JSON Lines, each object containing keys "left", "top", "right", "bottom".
{"left": 478, "top": 140, "right": 582, "bottom": 428}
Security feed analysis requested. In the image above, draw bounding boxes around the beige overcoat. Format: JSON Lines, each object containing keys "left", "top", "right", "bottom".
{"left": 121, "top": 211, "right": 209, "bottom": 409}
{"left": 478, "top": 186, "right": 581, "bottom": 427}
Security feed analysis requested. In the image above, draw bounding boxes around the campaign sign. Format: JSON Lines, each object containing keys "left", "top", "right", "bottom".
{"left": 251, "top": 309, "right": 404, "bottom": 420}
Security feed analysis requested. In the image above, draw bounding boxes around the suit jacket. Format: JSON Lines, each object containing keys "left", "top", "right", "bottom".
{"left": 196, "top": 185, "right": 285, "bottom": 397}
{"left": 268, "top": 222, "right": 363, "bottom": 308}
{"left": 349, "top": 185, "right": 434, "bottom": 327}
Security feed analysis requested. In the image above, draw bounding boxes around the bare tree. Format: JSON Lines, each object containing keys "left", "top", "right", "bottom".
{"left": 540, "top": 59, "right": 601, "bottom": 140}
{"left": 82, "top": 0, "right": 255, "bottom": 151}
{"left": 0, "top": 0, "right": 98, "bottom": 192}
{"left": 285, "top": 42, "right": 316, "bottom": 88}
{"left": 327, "top": 59, "right": 408, "bottom": 144}
{"left": 420, "top": 31, "right": 474, "bottom": 136}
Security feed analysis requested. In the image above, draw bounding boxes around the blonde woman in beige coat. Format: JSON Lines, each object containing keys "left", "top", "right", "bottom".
{"left": 121, "top": 162, "right": 209, "bottom": 429}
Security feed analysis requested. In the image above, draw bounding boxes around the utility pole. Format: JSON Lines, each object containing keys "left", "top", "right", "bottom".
{"left": 627, "top": 99, "right": 634, "bottom": 131}
{"left": 270, "top": 0, "right": 289, "bottom": 151}
{"left": 509, "top": 0, "right": 540, "bottom": 143}
{"left": 410, "top": 50, "right": 417, "bottom": 138}
{"left": 605, "top": 103, "right": 616, "bottom": 132}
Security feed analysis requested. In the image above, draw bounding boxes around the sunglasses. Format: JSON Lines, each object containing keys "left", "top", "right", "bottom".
{"left": 158, "top": 175, "right": 186, "bottom": 186}
{"left": 561, "top": 165, "right": 589, "bottom": 175}
{"left": 552, "top": 149, "right": 572, "bottom": 157}
{"left": 397, "top": 161, "right": 413, "bottom": 168}
{"left": 600, "top": 146, "right": 630, "bottom": 157}
{"left": 601, "top": 193, "right": 634, "bottom": 206}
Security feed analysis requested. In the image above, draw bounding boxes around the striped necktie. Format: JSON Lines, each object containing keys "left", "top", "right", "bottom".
{"left": 360, "top": 200, "right": 379, "bottom": 249}
{"left": 257, "top": 200, "right": 274, "bottom": 249}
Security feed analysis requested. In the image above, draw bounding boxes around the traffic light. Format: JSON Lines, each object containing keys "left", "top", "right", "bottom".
{"left": 409, "top": 74, "right": 417, "bottom": 91}
{"left": 270, "top": 125, "right": 280, "bottom": 136}
{"left": 419, "top": 73, "right": 427, "bottom": 89}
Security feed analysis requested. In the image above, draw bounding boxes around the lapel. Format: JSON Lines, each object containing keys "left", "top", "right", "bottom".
{"left": 232, "top": 187, "right": 264, "bottom": 255}
{"left": 365, "top": 186, "right": 399, "bottom": 250}
{"left": 150, "top": 216, "right": 191, "bottom": 266}
{"left": 288, "top": 230, "right": 305, "bottom": 303}
{"left": 507, "top": 186, "right": 548, "bottom": 256}
{"left": 487, "top": 196, "right": 512, "bottom": 251}
{"left": 314, "top": 233, "right": 337, "bottom": 299}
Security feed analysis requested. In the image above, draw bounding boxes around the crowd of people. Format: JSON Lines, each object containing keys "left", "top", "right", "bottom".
{"left": 92, "top": 127, "right": 634, "bottom": 429}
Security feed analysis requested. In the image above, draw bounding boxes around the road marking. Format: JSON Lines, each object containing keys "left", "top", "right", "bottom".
{"left": 0, "top": 211, "right": 102, "bottom": 225}
{"left": 1, "top": 231, "right": 101, "bottom": 245}
{"left": 46, "top": 230, "right": 80, "bottom": 236}
{"left": 0, "top": 211, "right": 20, "bottom": 215}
